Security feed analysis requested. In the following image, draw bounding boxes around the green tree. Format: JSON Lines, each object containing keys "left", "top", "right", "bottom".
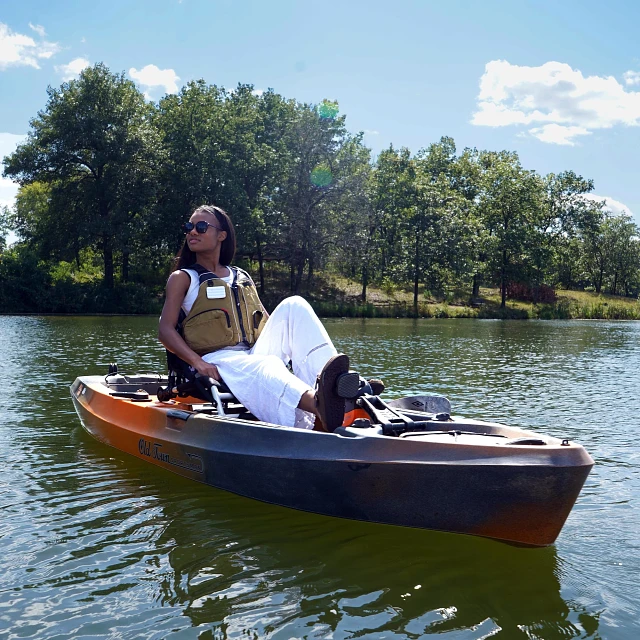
{"left": 276, "top": 101, "right": 369, "bottom": 294}
{"left": 155, "top": 82, "right": 295, "bottom": 293}
{"left": 154, "top": 80, "right": 228, "bottom": 259}
{"left": 412, "top": 138, "right": 476, "bottom": 308}
{"left": 370, "top": 147, "right": 416, "bottom": 287}
{"left": 602, "top": 214, "right": 640, "bottom": 295}
{"left": 0, "top": 205, "right": 9, "bottom": 253}
{"left": 3, "top": 63, "right": 161, "bottom": 288}
{"left": 580, "top": 217, "right": 609, "bottom": 294}
{"left": 450, "top": 147, "right": 487, "bottom": 299}
{"left": 540, "top": 172, "right": 602, "bottom": 288}
{"left": 10, "top": 181, "right": 85, "bottom": 264}
{"left": 477, "top": 151, "right": 544, "bottom": 307}
{"left": 221, "top": 86, "right": 296, "bottom": 293}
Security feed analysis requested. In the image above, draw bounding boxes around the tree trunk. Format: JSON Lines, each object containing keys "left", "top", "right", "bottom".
{"left": 596, "top": 266, "right": 604, "bottom": 294}
{"left": 98, "top": 187, "right": 114, "bottom": 288}
{"left": 307, "top": 255, "right": 314, "bottom": 287}
{"left": 361, "top": 264, "right": 368, "bottom": 302}
{"left": 103, "top": 237, "right": 114, "bottom": 289}
{"left": 294, "top": 250, "right": 305, "bottom": 295}
{"left": 413, "top": 239, "right": 420, "bottom": 315}
{"left": 472, "top": 273, "right": 481, "bottom": 299}
{"left": 122, "top": 251, "right": 129, "bottom": 283}
{"left": 255, "top": 235, "right": 265, "bottom": 296}
{"left": 500, "top": 249, "right": 507, "bottom": 308}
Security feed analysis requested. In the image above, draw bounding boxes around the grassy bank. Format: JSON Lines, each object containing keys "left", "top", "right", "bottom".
{"left": 304, "top": 275, "right": 640, "bottom": 320}
{"left": 477, "top": 289, "right": 640, "bottom": 320}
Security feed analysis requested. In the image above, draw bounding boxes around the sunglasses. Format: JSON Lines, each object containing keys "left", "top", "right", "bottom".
{"left": 182, "top": 221, "right": 223, "bottom": 234}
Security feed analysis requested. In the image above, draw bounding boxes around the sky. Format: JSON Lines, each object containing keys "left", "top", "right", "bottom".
{"left": 2, "top": 0, "right": 640, "bottom": 235}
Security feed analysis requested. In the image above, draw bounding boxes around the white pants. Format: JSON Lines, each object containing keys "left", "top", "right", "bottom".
{"left": 202, "top": 296, "right": 337, "bottom": 429}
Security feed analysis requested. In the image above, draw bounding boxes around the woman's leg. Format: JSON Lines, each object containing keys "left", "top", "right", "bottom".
{"left": 251, "top": 296, "right": 338, "bottom": 387}
{"left": 202, "top": 350, "right": 310, "bottom": 428}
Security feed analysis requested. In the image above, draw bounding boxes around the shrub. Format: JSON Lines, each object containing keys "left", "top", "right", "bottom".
{"left": 477, "top": 305, "right": 530, "bottom": 320}
{"left": 535, "top": 300, "right": 572, "bottom": 319}
{"left": 506, "top": 282, "right": 557, "bottom": 303}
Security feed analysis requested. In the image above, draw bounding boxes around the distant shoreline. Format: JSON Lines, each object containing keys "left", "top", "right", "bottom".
{"left": 2, "top": 284, "right": 639, "bottom": 320}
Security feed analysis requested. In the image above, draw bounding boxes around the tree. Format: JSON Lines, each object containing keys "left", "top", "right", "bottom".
{"left": 10, "top": 182, "right": 83, "bottom": 265}
{"left": 477, "top": 151, "right": 544, "bottom": 307}
{"left": 0, "top": 205, "right": 10, "bottom": 253}
{"left": 540, "top": 171, "right": 602, "bottom": 288}
{"left": 412, "top": 138, "right": 476, "bottom": 308}
{"left": 369, "top": 147, "right": 416, "bottom": 288}
{"left": 155, "top": 82, "right": 297, "bottom": 293}
{"left": 3, "top": 63, "right": 161, "bottom": 287}
{"left": 275, "top": 101, "right": 369, "bottom": 294}
{"left": 450, "top": 147, "right": 487, "bottom": 298}
{"left": 580, "top": 216, "right": 609, "bottom": 294}
{"left": 599, "top": 214, "right": 640, "bottom": 295}
{"left": 221, "top": 86, "right": 296, "bottom": 293}
{"left": 154, "top": 80, "right": 228, "bottom": 261}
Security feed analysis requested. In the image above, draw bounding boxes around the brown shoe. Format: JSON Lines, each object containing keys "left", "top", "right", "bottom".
{"left": 315, "top": 354, "right": 349, "bottom": 432}
{"left": 367, "top": 378, "right": 385, "bottom": 395}
{"left": 312, "top": 415, "right": 327, "bottom": 432}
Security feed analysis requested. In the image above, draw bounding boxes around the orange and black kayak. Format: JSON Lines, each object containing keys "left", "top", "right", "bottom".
{"left": 70, "top": 372, "right": 593, "bottom": 546}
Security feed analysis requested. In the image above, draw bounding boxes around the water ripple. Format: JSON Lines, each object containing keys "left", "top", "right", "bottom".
{"left": 1, "top": 316, "right": 640, "bottom": 638}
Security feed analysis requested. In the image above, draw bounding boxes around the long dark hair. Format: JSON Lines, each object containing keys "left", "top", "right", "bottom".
{"left": 175, "top": 205, "right": 236, "bottom": 270}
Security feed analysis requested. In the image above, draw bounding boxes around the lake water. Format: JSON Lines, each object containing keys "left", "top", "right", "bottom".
{"left": 1, "top": 316, "right": 638, "bottom": 639}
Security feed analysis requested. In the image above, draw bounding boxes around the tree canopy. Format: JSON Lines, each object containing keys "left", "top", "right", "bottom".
{"left": 2, "top": 63, "right": 639, "bottom": 313}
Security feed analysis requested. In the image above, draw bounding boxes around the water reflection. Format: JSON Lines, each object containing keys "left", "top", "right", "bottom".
{"left": 27, "top": 433, "right": 599, "bottom": 639}
{"left": 2, "top": 316, "right": 639, "bottom": 638}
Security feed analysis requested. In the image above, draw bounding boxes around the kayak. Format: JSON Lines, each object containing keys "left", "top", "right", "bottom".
{"left": 70, "top": 371, "right": 594, "bottom": 546}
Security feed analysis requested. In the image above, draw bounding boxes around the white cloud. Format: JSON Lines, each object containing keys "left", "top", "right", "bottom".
{"left": 529, "top": 124, "right": 591, "bottom": 146}
{"left": 0, "top": 22, "right": 60, "bottom": 70}
{"left": 55, "top": 57, "right": 90, "bottom": 81}
{"left": 472, "top": 59, "right": 640, "bottom": 145}
{"left": 28, "top": 23, "right": 46, "bottom": 37}
{"left": 129, "top": 64, "right": 180, "bottom": 99}
{"left": 252, "top": 88, "right": 264, "bottom": 97}
{"left": 364, "top": 129, "right": 380, "bottom": 136}
{"left": 583, "top": 194, "right": 633, "bottom": 218}
{"left": 623, "top": 70, "right": 640, "bottom": 86}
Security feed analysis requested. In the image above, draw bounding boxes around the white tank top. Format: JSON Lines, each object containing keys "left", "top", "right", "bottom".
{"left": 181, "top": 267, "right": 233, "bottom": 314}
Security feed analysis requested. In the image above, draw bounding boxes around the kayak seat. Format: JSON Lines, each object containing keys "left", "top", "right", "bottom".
{"left": 159, "top": 349, "right": 244, "bottom": 416}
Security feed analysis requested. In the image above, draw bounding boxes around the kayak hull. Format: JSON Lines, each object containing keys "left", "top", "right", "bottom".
{"left": 71, "top": 376, "right": 593, "bottom": 546}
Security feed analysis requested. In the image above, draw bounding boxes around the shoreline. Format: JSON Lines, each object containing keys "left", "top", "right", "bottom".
{"left": 3, "top": 307, "right": 640, "bottom": 321}
{"left": 2, "top": 286, "right": 639, "bottom": 321}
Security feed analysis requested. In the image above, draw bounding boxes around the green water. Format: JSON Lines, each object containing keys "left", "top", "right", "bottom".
{"left": 1, "top": 316, "right": 638, "bottom": 638}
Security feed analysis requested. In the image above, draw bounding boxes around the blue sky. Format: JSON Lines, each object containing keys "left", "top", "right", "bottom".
{"left": 2, "top": 0, "right": 640, "bottom": 228}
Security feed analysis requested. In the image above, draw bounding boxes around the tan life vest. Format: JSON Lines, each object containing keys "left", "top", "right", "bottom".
{"left": 180, "top": 265, "right": 267, "bottom": 355}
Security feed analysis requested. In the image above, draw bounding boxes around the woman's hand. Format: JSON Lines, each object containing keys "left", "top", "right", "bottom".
{"left": 193, "top": 359, "right": 222, "bottom": 381}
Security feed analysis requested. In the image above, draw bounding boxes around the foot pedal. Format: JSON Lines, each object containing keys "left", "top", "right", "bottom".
{"left": 336, "top": 371, "right": 361, "bottom": 398}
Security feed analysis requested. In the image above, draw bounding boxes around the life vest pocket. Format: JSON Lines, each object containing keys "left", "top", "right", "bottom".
{"left": 239, "top": 283, "right": 265, "bottom": 343}
{"left": 183, "top": 309, "right": 234, "bottom": 355}
{"left": 253, "top": 310, "right": 267, "bottom": 340}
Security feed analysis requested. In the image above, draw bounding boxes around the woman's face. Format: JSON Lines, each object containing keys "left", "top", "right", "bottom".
{"left": 186, "top": 211, "right": 227, "bottom": 253}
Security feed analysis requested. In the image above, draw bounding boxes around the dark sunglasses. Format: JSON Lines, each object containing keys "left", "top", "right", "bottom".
{"left": 182, "top": 221, "right": 222, "bottom": 234}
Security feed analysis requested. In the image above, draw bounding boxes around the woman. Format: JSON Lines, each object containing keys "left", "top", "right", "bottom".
{"left": 158, "top": 204, "right": 350, "bottom": 431}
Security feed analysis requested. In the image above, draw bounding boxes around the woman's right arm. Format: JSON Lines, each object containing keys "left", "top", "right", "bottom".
{"left": 158, "top": 271, "right": 221, "bottom": 380}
